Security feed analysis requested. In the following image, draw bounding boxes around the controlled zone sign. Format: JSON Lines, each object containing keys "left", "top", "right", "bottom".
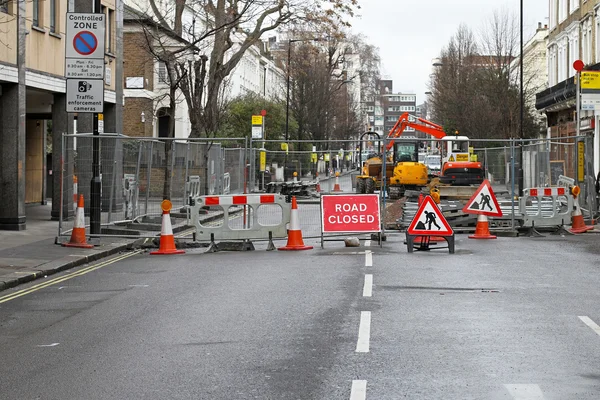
{"left": 65, "top": 13, "right": 105, "bottom": 60}
{"left": 407, "top": 196, "right": 453, "bottom": 236}
{"left": 321, "top": 194, "right": 380, "bottom": 233}
{"left": 461, "top": 179, "right": 502, "bottom": 217}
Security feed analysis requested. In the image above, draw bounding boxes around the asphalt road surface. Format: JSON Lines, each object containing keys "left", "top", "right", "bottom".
{"left": 1, "top": 233, "right": 600, "bottom": 399}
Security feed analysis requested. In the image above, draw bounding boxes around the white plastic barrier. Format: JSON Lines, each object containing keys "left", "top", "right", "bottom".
{"left": 186, "top": 175, "right": 201, "bottom": 203}
{"left": 519, "top": 186, "right": 573, "bottom": 229}
{"left": 123, "top": 174, "right": 139, "bottom": 219}
{"left": 223, "top": 173, "right": 231, "bottom": 194}
{"left": 190, "top": 194, "right": 291, "bottom": 242}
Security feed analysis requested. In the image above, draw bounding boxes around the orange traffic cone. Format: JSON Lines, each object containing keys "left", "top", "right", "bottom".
{"left": 570, "top": 196, "right": 594, "bottom": 234}
{"left": 332, "top": 171, "right": 343, "bottom": 192}
{"left": 278, "top": 196, "right": 313, "bottom": 251}
{"left": 151, "top": 200, "right": 185, "bottom": 255}
{"left": 469, "top": 214, "right": 496, "bottom": 239}
{"left": 63, "top": 194, "right": 94, "bottom": 248}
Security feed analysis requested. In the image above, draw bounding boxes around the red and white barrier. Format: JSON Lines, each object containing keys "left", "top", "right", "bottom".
{"left": 203, "top": 194, "right": 276, "bottom": 206}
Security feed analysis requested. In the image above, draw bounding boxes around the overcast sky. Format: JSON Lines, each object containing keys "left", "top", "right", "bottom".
{"left": 349, "top": 0, "right": 549, "bottom": 105}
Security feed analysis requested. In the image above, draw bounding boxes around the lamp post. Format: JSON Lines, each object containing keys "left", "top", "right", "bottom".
{"left": 518, "top": 0, "right": 524, "bottom": 196}
{"left": 284, "top": 37, "right": 322, "bottom": 180}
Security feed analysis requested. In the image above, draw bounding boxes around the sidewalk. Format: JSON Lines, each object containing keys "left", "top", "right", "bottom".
{"left": 0, "top": 203, "right": 137, "bottom": 292}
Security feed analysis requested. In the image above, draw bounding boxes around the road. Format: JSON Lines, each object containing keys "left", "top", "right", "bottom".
{"left": 1, "top": 233, "right": 600, "bottom": 399}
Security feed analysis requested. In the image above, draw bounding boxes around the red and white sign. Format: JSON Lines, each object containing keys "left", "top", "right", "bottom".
{"left": 321, "top": 194, "right": 380, "bottom": 233}
{"left": 407, "top": 196, "right": 453, "bottom": 236}
{"left": 462, "top": 179, "right": 502, "bottom": 217}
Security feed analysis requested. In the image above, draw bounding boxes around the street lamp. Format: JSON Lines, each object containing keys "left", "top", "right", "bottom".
{"left": 284, "top": 37, "right": 322, "bottom": 180}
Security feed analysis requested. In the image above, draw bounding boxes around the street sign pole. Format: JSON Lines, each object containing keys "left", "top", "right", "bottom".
{"left": 90, "top": 0, "right": 102, "bottom": 235}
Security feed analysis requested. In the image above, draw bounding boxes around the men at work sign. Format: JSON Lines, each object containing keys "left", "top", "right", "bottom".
{"left": 321, "top": 194, "right": 381, "bottom": 233}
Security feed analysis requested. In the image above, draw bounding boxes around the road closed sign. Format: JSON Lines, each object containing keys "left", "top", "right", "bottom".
{"left": 321, "top": 194, "right": 380, "bottom": 233}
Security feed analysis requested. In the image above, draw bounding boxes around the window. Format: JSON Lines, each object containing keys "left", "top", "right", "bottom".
{"left": 559, "top": 0, "right": 567, "bottom": 22}
{"left": 0, "top": 0, "right": 9, "bottom": 14}
{"left": 549, "top": 0, "right": 557, "bottom": 29}
{"left": 570, "top": 0, "right": 578, "bottom": 13}
{"left": 158, "top": 62, "right": 168, "bottom": 83}
{"left": 32, "top": 0, "right": 40, "bottom": 27}
{"left": 50, "top": 0, "right": 57, "bottom": 32}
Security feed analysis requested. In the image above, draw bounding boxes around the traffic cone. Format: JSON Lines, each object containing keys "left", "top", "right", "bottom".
{"left": 315, "top": 172, "right": 321, "bottom": 193}
{"left": 63, "top": 194, "right": 94, "bottom": 248}
{"left": 151, "top": 200, "right": 185, "bottom": 255}
{"left": 469, "top": 214, "right": 497, "bottom": 239}
{"left": 570, "top": 196, "right": 594, "bottom": 234}
{"left": 332, "top": 171, "right": 343, "bottom": 192}
{"left": 278, "top": 196, "right": 313, "bottom": 251}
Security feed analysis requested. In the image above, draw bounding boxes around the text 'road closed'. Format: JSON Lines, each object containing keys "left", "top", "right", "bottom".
{"left": 321, "top": 194, "right": 381, "bottom": 233}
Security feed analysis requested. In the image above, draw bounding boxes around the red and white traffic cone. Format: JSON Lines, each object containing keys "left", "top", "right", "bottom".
{"left": 469, "top": 214, "right": 496, "bottom": 239}
{"left": 570, "top": 195, "right": 594, "bottom": 234}
{"left": 315, "top": 172, "right": 321, "bottom": 193}
{"left": 151, "top": 200, "right": 185, "bottom": 255}
{"left": 278, "top": 196, "right": 313, "bottom": 251}
{"left": 63, "top": 194, "right": 94, "bottom": 248}
{"left": 332, "top": 171, "right": 343, "bottom": 192}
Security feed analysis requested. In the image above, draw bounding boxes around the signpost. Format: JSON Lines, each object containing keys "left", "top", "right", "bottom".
{"left": 65, "top": 10, "right": 106, "bottom": 235}
{"left": 320, "top": 194, "right": 381, "bottom": 247}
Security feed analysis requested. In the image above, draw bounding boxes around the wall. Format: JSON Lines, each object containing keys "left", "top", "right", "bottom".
{"left": 0, "top": 5, "right": 17, "bottom": 65}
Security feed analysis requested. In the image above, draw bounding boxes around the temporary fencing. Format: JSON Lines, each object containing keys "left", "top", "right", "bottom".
{"left": 57, "top": 133, "right": 598, "bottom": 241}
{"left": 58, "top": 134, "right": 247, "bottom": 240}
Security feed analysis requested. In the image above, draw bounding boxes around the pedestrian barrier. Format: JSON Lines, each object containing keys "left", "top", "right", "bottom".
{"left": 63, "top": 194, "right": 94, "bottom": 248}
{"left": 186, "top": 175, "right": 201, "bottom": 204}
{"left": 223, "top": 173, "right": 231, "bottom": 194}
{"left": 190, "top": 194, "right": 291, "bottom": 249}
{"left": 519, "top": 187, "right": 573, "bottom": 235}
{"left": 73, "top": 175, "right": 78, "bottom": 214}
{"left": 123, "top": 174, "right": 139, "bottom": 220}
{"left": 151, "top": 200, "right": 185, "bottom": 255}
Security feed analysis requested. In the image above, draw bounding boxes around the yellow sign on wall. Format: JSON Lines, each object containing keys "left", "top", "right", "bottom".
{"left": 578, "top": 141, "right": 585, "bottom": 181}
{"left": 581, "top": 71, "right": 600, "bottom": 89}
{"left": 252, "top": 115, "right": 263, "bottom": 125}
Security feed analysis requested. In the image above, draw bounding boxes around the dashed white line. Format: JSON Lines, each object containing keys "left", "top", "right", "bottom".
{"left": 36, "top": 343, "right": 60, "bottom": 347}
{"left": 365, "top": 250, "right": 372, "bottom": 267}
{"left": 578, "top": 316, "right": 600, "bottom": 336}
{"left": 350, "top": 380, "right": 367, "bottom": 400}
{"left": 504, "top": 384, "right": 545, "bottom": 399}
{"left": 356, "top": 311, "right": 371, "bottom": 352}
{"left": 362, "top": 274, "right": 373, "bottom": 297}
{"left": 365, "top": 240, "right": 371, "bottom": 247}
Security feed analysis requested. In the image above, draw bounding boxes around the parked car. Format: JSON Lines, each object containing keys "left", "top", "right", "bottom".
{"left": 424, "top": 154, "right": 442, "bottom": 177}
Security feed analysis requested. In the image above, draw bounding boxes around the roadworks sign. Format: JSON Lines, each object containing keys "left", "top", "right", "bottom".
{"left": 462, "top": 179, "right": 502, "bottom": 217}
{"left": 407, "top": 195, "right": 453, "bottom": 236}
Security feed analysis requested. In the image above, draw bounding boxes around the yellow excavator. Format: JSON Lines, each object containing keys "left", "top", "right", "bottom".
{"left": 355, "top": 113, "right": 483, "bottom": 199}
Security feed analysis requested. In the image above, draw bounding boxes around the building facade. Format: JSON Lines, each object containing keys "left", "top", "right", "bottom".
{"left": 0, "top": 0, "right": 122, "bottom": 230}
{"left": 536, "top": 0, "right": 600, "bottom": 178}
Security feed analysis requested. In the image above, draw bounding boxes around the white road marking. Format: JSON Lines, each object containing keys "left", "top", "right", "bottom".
{"left": 350, "top": 380, "right": 367, "bottom": 400}
{"left": 365, "top": 240, "right": 371, "bottom": 247}
{"left": 363, "top": 274, "right": 373, "bottom": 297}
{"left": 365, "top": 250, "right": 372, "bottom": 267}
{"left": 504, "top": 384, "right": 545, "bottom": 399}
{"left": 578, "top": 316, "right": 600, "bottom": 336}
{"left": 356, "top": 311, "right": 371, "bottom": 352}
{"left": 129, "top": 285, "right": 150, "bottom": 288}
{"left": 37, "top": 343, "right": 60, "bottom": 347}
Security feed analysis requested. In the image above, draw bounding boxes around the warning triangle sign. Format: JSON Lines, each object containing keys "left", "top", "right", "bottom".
{"left": 462, "top": 179, "right": 503, "bottom": 217}
{"left": 407, "top": 195, "right": 453, "bottom": 236}
{"left": 448, "top": 155, "right": 455, "bottom": 162}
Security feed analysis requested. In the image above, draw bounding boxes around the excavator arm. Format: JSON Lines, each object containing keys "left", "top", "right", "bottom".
{"left": 385, "top": 112, "right": 446, "bottom": 151}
